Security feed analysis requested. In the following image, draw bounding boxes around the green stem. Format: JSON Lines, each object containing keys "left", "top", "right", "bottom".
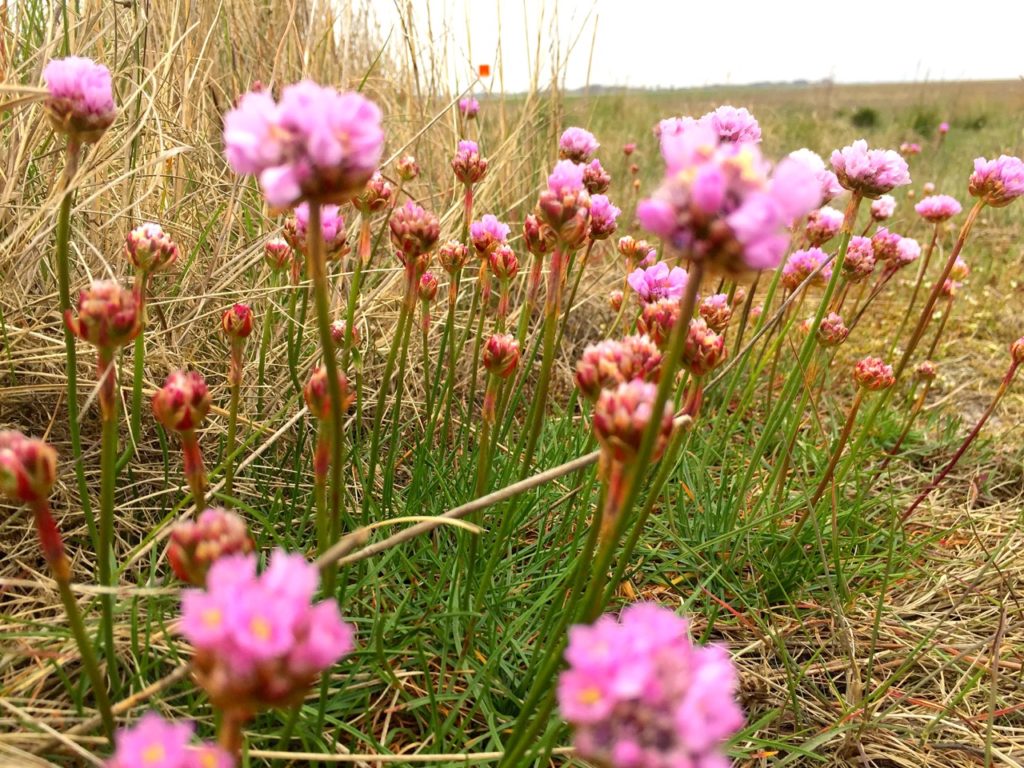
{"left": 98, "top": 359, "right": 120, "bottom": 695}
{"left": 256, "top": 271, "right": 277, "bottom": 419}
{"left": 223, "top": 350, "right": 241, "bottom": 506}
{"left": 382, "top": 290, "right": 416, "bottom": 514}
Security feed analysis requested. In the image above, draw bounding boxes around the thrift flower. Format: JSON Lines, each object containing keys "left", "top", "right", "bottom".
{"left": 805, "top": 206, "right": 843, "bottom": 246}
{"left": 788, "top": 148, "right": 843, "bottom": 205}
{"left": 871, "top": 227, "right": 902, "bottom": 261}
{"left": 452, "top": 140, "right": 488, "bottom": 186}
{"left": 396, "top": 154, "right": 419, "bottom": 181}
{"left": 65, "top": 280, "right": 141, "bottom": 351}
{"left": 817, "top": 312, "right": 849, "bottom": 347}
{"left": 915, "top": 194, "right": 962, "bottom": 223}
{"left": 870, "top": 194, "right": 896, "bottom": 221}
{"left": 289, "top": 203, "right": 347, "bottom": 259}
{"left": 830, "top": 140, "right": 911, "bottom": 198}
{"left": 42, "top": 56, "right": 116, "bottom": 141}
{"left": 264, "top": 238, "right": 292, "bottom": 271}
{"left": 592, "top": 381, "right": 674, "bottom": 464}
{"left": 853, "top": 357, "right": 896, "bottom": 390}
{"left": 390, "top": 201, "right": 440, "bottom": 260}
{"left": 538, "top": 160, "right": 591, "bottom": 248}
{"left": 168, "top": 507, "right": 254, "bottom": 587}
{"left": 682, "top": 318, "right": 727, "bottom": 377}
{"left": 589, "top": 194, "right": 621, "bottom": 240}
{"left": 627, "top": 262, "right": 688, "bottom": 303}
{"left": 559, "top": 127, "right": 600, "bottom": 163}
{"left": 353, "top": 171, "right": 394, "bottom": 214}
{"left": 782, "top": 247, "right": 832, "bottom": 291}
{"left": 968, "top": 155, "right": 1024, "bottom": 207}
{"left": 699, "top": 293, "right": 733, "bottom": 333}
{"left": 482, "top": 334, "right": 521, "bottom": 378}
{"left": 470, "top": 214, "right": 511, "bottom": 256}
{"left": 575, "top": 335, "right": 662, "bottom": 400}
{"left": 125, "top": 223, "right": 179, "bottom": 275}
{"left": 701, "top": 104, "right": 761, "bottom": 143}
{"left": 459, "top": 96, "right": 479, "bottom": 119}
{"left": 583, "top": 158, "right": 611, "bottom": 194}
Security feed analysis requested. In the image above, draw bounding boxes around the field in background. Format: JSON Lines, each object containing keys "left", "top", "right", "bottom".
{"left": 3, "top": 2, "right": 1024, "bottom": 764}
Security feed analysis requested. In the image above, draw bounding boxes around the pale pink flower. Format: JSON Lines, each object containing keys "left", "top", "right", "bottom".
{"left": 788, "top": 148, "right": 843, "bottom": 205}
{"left": 969, "top": 155, "right": 1024, "bottom": 207}
{"left": 452, "top": 140, "right": 488, "bottom": 185}
{"left": 870, "top": 194, "right": 896, "bottom": 221}
{"left": 938, "top": 121, "right": 950, "bottom": 135}
{"left": 830, "top": 140, "right": 911, "bottom": 198}
{"left": 589, "top": 194, "right": 621, "bottom": 240}
{"left": 547, "top": 159, "right": 586, "bottom": 198}
{"left": 559, "top": 127, "right": 600, "bottom": 163}
{"left": 470, "top": 214, "right": 511, "bottom": 255}
{"left": 106, "top": 712, "right": 231, "bottom": 768}
{"left": 627, "top": 262, "right": 688, "bottom": 303}
{"left": 899, "top": 142, "right": 922, "bottom": 156}
{"left": 458, "top": 96, "right": 479, "bottom": 118}
{"left": 805, "top": 206, "right": 843, "bottom": 246}
{"left": 843, "top": 236, "right": 876, "bottom": 281}
{"left": 294, "top": 203, "right": 346, "bottom": 250}
{"left": 782, "top": 247, "right": 832, "bottom": 291}
{"left": 42, "top": 56, "right": 116, "bottom": 140}
{"left": 700, "top": 105, "right": 761, "bottom": 143}
{"left": 915, "top": 194, "right": 962, "bottom": 223}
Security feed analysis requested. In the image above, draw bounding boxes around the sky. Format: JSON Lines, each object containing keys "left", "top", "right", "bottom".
{"left": 371, "top": 0, "right": 1024, "bottom": 93}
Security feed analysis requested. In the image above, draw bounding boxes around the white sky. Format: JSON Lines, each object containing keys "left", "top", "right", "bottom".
{"left": 371, "top": 0, "right": 1024, "bottom": 92}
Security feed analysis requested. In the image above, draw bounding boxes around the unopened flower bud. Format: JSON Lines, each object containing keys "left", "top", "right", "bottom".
{"left": 488, "top": 244, "right": 519, "bottom": 282}
{"left": 167, "top": 507, "right": 254, "bottom": 586}
{"left": 265, "top": 238, "right": 292, "bottom": 271}
{"left": 452, "top": 140, "right": 488, "bottom": 186}
{"left": 682, "top": 318, "right": 727, "bottom": 376}
{"left": 575, "top": 335, "right": 661, "bottom": 401}
{"left": 438, "top": 241, "right": 470, "bottom": 274}
{"left": 304, "top": 365, "right": 354, "bottom": 420}
{"left": 630, "top": 163, "right": 639, "bottom": 176}
{"left": 1012, "top": 337, "right": 1024, "bottom": 366}
{"left": 583, "top": 158, "right": 611, "bottom": 195}
{"left": 354, "top": 171, "right": 393, "bottom": 215}
{"left": 592, "top": 380, "right": 674, "bottom": 464}
{"left": 608, "top": 289, "right": 624, "bottom": 312}
{"left": 330, "top": 319, "right": 361, "bottom": 348}
{"left": 482, "top": 333, "right": 521, "bottom": 378}
{"left": 637, "top": 297, "right": 681, "bottom": 348}
{"left": 699, "top": 294, "right": 733, "bottom": 333}
{"left": 0, "top": 431, "right": 57, "bottom": 506}
{"left": 915, "top": 360, "right": 938, "bottom": 381}
{"left": 390, "top": 201, "right": 440, "bottom": 259}
{"left": 853, "top": 356, "right": 895, "bottom": 390}
{"left": 64, "top": 279, "right": 141, "bottom": 350}
{"left": 817, "top": 312, "right": 849, "bottom": 347}
{"left": 923, "top": 182, "right": 936, "bottom": 195}
{"left": 871, "top": 228, "right": 901, "bottom": 261}
{"left": 731, "top": 287, "right": 747, "bottom": 307}
{"left": 623, "top": 142, "right": 636, "bottom": 156}
{"left": 221, "top": 303, "right": 254, "bottom": 341}
{"left": 396, "top": 154, "right": 419, "bottom": 181}
{"left": 843, "top": 236, "right": 876, "bottom": 282}
{"left": 949, "top": 256, "right": 970, "bottom": 281}
{"left": 941, "top": 278, "right": 959, "bottom": 298}
{"left": 523, "top": 214, "right": 556, "bottom": 256}
{"left": 418, "top": 272, "right": 439, "bottom": 302}
{"left": 125, "top": 222, "right": 179, "bottom": 274}
{"left": 153, "top": 371, "right": 210, "bottom": 433}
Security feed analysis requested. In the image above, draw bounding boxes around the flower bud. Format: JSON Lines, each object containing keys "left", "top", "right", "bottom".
{"left": 167, "top": 507, "right": 254, "bottom": 586}
{"left": 592, "top": 380, "right": 674, "bottom": 464}
{"left": 523, "top": 214, "right": 557, "bottom": 256}
{"left": 437, "top": 241, "right": 470, "bottom": 274}
{"left": 452, "top": 140, "right": 488, "bottom": 186}
{"left": 304, "top": 365, "right": 354, "bottom": 420}
{"left": 1012, "top": 337, "right": 1024, "bottom": 366}
{"left": 64, "top": 279, "right": 141, "bottom": 350}
{"left": 353, "top": 171, "right": 393, "bottom": 215}
{"left": 608, "top": 289, "right": 624, "bottom": 312}
{"left": 623, "top": 142, "right": 636, "bottom": 156}
{"left": 630, "top": 163, "right": 640, "bottom": 176}
{"left": 617, "top": 236, "right": 656, "bottom": 266}
{"left": 949, "top": 256, "right": 970, "bottom": 281}
{"left": 265, "top": 238, "right": 292, "bottom": 271}
{"left": 698, "top": 294, "right": 733, "bottom": 334}
{"left": 682, "top": 318, "right": 726, "bottom": 377}
{"left": 817, "top": 312, "right": 849, "bottom": 347}
{"left": 940, "top": 278, "right": 959, "bottom": 298}
{"left": 0, "top": 431, "right": 57, "bottom": 506}
{"left": 396, "top": 154, "right": 419, "bottom": 181}
{"left": 330, "top": 319, "right": 361, "bottom": 348}
{"left": 583, "top": 158, "right": 611, "bottom": 195}
{"left": 482, "top": 333, "right": 521, "bottom": 378}
{"left": 915, "top": 360, "right": 938, "bottom": 381}
{"left": 843, "top": 236, "right": 876, "bottom": 282}
{"left": 390, "top": 201, "right": 440, "bottom": 260}
{"left": 124, "top": 222, "right": 179, "bottom": 274}
{"left": 418, "top": 271, "right": 439, "bottom": 302}
{"left": 470, "top": 214, "right": 511, "bottom": 257}
{"left": 221, "top": 303, "right": 254, "bottom": 341}
{"left": 923, "top": 182, "right": 936, "bottom": 195}
{"left": 575, "top": 336, "right": 662, "bottom": 401}
{"left": 153, "top": 371, "right": 211, "bottom": 432}
{"left": 637, "top": 297, "right": 681, "bottom": 348}
{"left": 853, "top": 356, "right": 895, "bottom": 391}
{"left": 488, "top": 244, "right": 519, "bottom": 282}
{"left": 871, "top": 228, "right": 901, "bottom": 261}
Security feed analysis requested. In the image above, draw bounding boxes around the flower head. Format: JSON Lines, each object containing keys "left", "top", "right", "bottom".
{"left": 699, "top": 293, "right": 733, "bottom": 333}
{"left": 782, "top": 247, "right": 831, "bottom": 291}
{"left": 482, "top": 334, "right": 521, "bottom": 378}
{"left": 125, "top": 223, "right": 179, "bottom": 274}
{"left": 559, "top": 603, "right": 744, "bottom": 768}
{"left": 618, "top": 236, "right": 657, "bottom": 267}
{"left": 592, "top": 380, "right": 674, "bottom": 464}
{"left": 329, "top": 319, "right": 361, "bottom": 348}
{"left": 589, "top": 194, "right": 621, "bottom": 240}
{"left": 459, "top": 96, "right": 479, "bottom": 119}
{"left": 106, "top": 712, "right": 196, "bottom": 768}
{"left": 0, "top": 431, "right": 57, "bottom": 506}
{"left": 223, "top": 80, "right": 384, "bottom": 208}
{"left": 390, "top": 201, "right": 440, "bottom": 260}
{"left": 627, "top": 262, "right": 688, "bottom": 303}
{"left": 396, "top": 154, "right": 419, "bottom": 181}
{"left": 523, "top": 214, "right": 557, "bottom": 256}
{"left": 817, "top": 312, "right": 849, "bottom": 347}
{"left": 788, "top": 148, "right": 843, "bottom": 205}
{"left": 304, "top": 365, "right": 354, "bottom": 421}
{"left": 470, "top": 214, "right": 511, "bottom": 256}
{"left": 916, "top": 360, "right": 938, "bottom": 381}
{"left": 575, "top": 336, "right": 662, "bottom": 401}
{"left": 65, "top": 280, "right": 141, "bottom": 350}
{"left": 949, "top": 256, "right": 970, "bottom": 281}
{"left": 153, "top": 371, "right": 210, "bottom": 433}
{"left": 682, "top": 318, "right": 726, "bottom": 377}
{"left": 843, "top": 236, "right": 876, "bottom": 282}
{"left": 42, "top": 56, "right": 116, "bottom": 141}
{"left": 418, "top": 271, "right": 439, "bottom": 302}
{"left": 870, "top": 194, "right": 896, "bottom": 221}
{"left": 289, "top": 203, "right": 347, "bottom": 260}
{"left": 437, "top": 241, "right": 470, "bottom": 274}
{"left": 899, "top": 142, "right": 922, "bottom": 157}
{"left": 488, "top": 245, "right": 519, "bottom": 282}
{"left": 853, "top": 357, "right": 895, "bottom": 390}
{"left": 1012, "top": 337, "right": 1024, "bottom": 366}
{"left": 637, "top": 298, "right": 682, "bottom": 348}
{"left": 452, "top": 140, "right": 488, "bottom": 186}
{"left": 915, "top": 194, "right": 962, "bottom": 223}
{"left": 180, "top": 549, "right": 355, "bottom": 713}
{"left": 264, "top": 238, "right": 292, "bottom": 271}
{"left": 583, "top": 158, "right": 611, "bottom": 195}
{"left": 608, "top": 289, "right": 624, "bottom": 312}
{"left": 871, "top": 227, "right": 902, "bottom": 261}
{"left": 830, "top": 140, "right": 911, "bottom": 198}
{"left": 168, "top": 507, "right": 254, "bottom": 587}
{"left": 623, "top": 142, "right": 636, "bottom": 156}
{"left": 805, "top": 206, "right": 843, "bottom": 246}
{"left": 353, "top": 171, "right": 393, "bottom": 215}
{"left": 893, "top": 236, "right": 921, "bottom": 268}
{"left": 939, "top": 121, "right": 950, "bottom": 135}
{"left": 701, "top": 104, "right": 761, "bottom": 143}
{"left": 538, "top": 160, "right": 591, "bottom": 247}
{"left": 221, "top": 303, "right": 254, "bottom": 341}
{"left": 969, "top": 155, "right": 1024, "bottom": 207}
{"left": 559, "top": 127, "right": 600, "bottom": 163}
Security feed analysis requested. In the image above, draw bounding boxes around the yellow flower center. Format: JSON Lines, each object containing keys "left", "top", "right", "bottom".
{"left": 251, "top": 615, "right": 272, "bottom": 640}
{"left": 202, "top": 608, "right": 221, "bottom": 627}
{"left": 142, "top": 743, "right": 166, "bottom": 764}
{"left": 579, "top": 687, "right": 602, "bottom": 705}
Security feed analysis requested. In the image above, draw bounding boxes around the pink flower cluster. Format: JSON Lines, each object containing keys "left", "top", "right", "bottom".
{"left": 589, "top": 194, "right": 621, "bottom": 239}
{"left": 42, "top": 56, "right": 116, "bottom": 140}
{"left": 702, "top": 104, "right": 761, "bottom": 143}
{"left": 627, "top": 262, "right": 688, "bottom": 303}
{"left": 547, "top": 159, "right": 587, "bottom": 198}
{"left": 559, "top": 127, "right": 600, "bottom": 163}
{"left": 842, "top": 236, "right": 876, "bottom": 281}
{"left": 180, "top": 549, "right": 354, "bottom": 712}
{"left": 223, "top": 80, "right": 384, "bottom": 208}
{"left": 558, "top": 603, "right": 744, "bottom": 768}
{"left": 915, "top": 194, "right": 962, "bottom": 223}
{"left": 870, "top": 194, "right": 896, "bottom": 221}
{"left": 788, "top": 149, "right": 843, "bottom": 205}
{"left": 639, "top": 124, "right": 819, "bottom": 272}
{"left": 831, "top": 140, "right": 911, "bottom": 198}
{"left": 470, "top": 214, "right": 511, "bottom": 255}
{"left": 782, "top": 247, "right": 832, "bottom": 291}
{"left": 452, "top": 140, "right": 489, "bottom": 185}
{"left": 292, "top": 203, "right": 347, "bottom": 255}
{"left": 459, "top": 96, "right": 479, "bottom": 118}
{"left": 106, "top": 712, "right": 231, "bottom": 768}
{"left": 968, "top": 155, "right": 1024, "bottom": 207}
{"left": 804, "top": 206, "right": 843, "bottom": 246}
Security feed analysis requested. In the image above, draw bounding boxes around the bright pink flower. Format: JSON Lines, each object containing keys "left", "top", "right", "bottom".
{"left": 870, "top": 194, "right": 896, "bottom": 221}
{"left": 106, "top": 712, "right": 192, "bottom": 768}
{"left": 969, "top": 155, "right": 1024, "bottom": 207}
{"left": 699, "top": 293, "right": 733, "bottom": 333}
{"left": 655, "top": 115, "right": 698, "bottom": 141}
{"left": 627, "top": 262, "right": 688, "bottom": 303}
{"left": 899, "top": 142, "right": 922, "bottom": 156}
{"left": 559, "top": 603, "right": 743, "bottom": 768}
{"left": 939, "top": 121, "right": 950, "bottom": 134}
{"left": 830, "top": 140, "right": 911, "bottom": 198}
{"left": 589, "top": 194, "right": 621, "bottom": 240}
{"left": 915, "top": 194, "right": 962, "bottom": 223}
{"left": 295, "top": 203, "right": 345, "bottom": 245}
{"left": 223, "top": 80, "right": 384, "bottom": 208}
{"left": 458, "top": 96, "right": 479, "bottom": 118}
{"left": 700, "top": 104, "right": 761, "bottom": 143}
{"left": 547, "top": 159, "right": 586, "bottom": 198}
{"left": 559, "top": 127, "right": 600, "bottom": 163}
{"left": 42, "top": 56, "right": 116, "bottom": 140}
{"left": 470, "top": 214, "right": 511, "bottom": 255}
{"left": 782, "top": 247, "right": 832, "bottom": 291}
{"left": 805, "top": 206, "right": 843, "bottom": 246}
{"left": 853, "top": 356, "right": 895, "bottom": 390}
{"left": 640, "top": 124, "right": 819, "bottom": 273}
{"left": 788, "top": 148, "right": 843, "bottom": 205}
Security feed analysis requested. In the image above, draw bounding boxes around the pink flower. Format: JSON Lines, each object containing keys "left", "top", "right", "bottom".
{"left": 293, "top": 203, "right": 346, "bottom": 252}
{"left": 223, "top": 80, "right": 384, "bottom": 208}
{"left": 853, "top": 356, "right": 895, "bottom": 390}
{"left": 830, "top": 140, "right": 911, "bottom": 198}
{"left": 788, "top": 148, "right": 843, "bottom": 205}
{"left": 870, "top": 194, "right": 896, "bottom": 221}
{"left": 452, "top": 140, "right": 488, "bottom": 185}
{"left": 640, "top": 125, "right": 819, "bottom": 273}
{"left": 559, "top": 127, "right": 600, "bottom": 163}
{"left": 782, "top": 248, "right": 832, "bottom": 291}
{"left": 559, "top": 603, "right": 743, "bottom": 768}
{"left": 42, "top": 56, "right": 116, "bottom": 141}
{"left": 458, "top": 96, "right": 479, "bottom": 118}
{"left": 583, "top": 158, "right": 611, "bottom": 194}
{"left": 871, "top": 227, "right": 902, "bottom": 261}
{"left": 969, "top": 155, "right": 1024, "bottom": 207}
{"left": 547, "top": 159, "right": 586, "bottom": 197}
{"left": 589, "top": 194, "right": 621, "bottom": 240}
{"left": 899, "top": 142, "right": 922, "bottom": 156}
{"left": 700, "top": 104, "right": 761, "bottom": 143}
{"left": 106, "top": 712, "right": 232, "bottom": 768}
{"left": 655, "top": 115, "right": 698, "bottom": 141}
{"left": 843, "top": 236, "right": 876, "bottom": 282}
{"left": 470, "top": 214, "right": 511, "bottom": 255}
{"left": 893, "top": 236, "right": 921, "bottom": 267}
{"left": 627, "top": 262, "right": 688, "bottom": 303}
{"left": 915, "top": 194, "right": 962, "bottom": 223}
{"left": 939, "top": 121, "right": 950, "bottom": 134}
{"left": 805, "top": 206, "right": 843, "bottom": 246}
{"left": 539, "top": 161, "right": 592, "bottom": 248}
